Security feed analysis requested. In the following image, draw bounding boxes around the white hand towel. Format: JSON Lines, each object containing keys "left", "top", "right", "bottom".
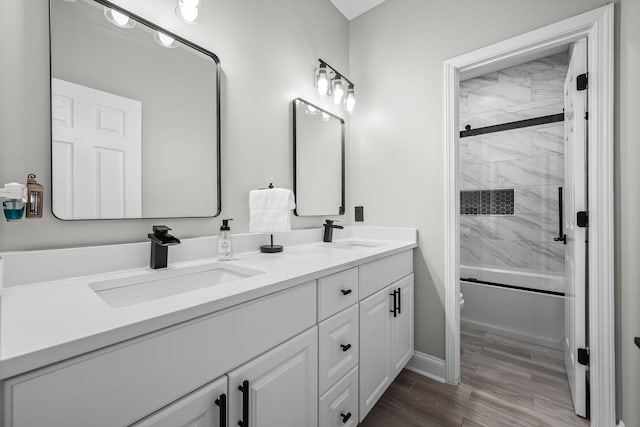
{"left": 249, "top": 188, "right": 296, "bottom": 233}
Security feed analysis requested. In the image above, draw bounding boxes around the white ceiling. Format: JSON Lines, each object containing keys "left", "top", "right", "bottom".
{"left": 329, "top": 0, "right": 387, "bottom": 20}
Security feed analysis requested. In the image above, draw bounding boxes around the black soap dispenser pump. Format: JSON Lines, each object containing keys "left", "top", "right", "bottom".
{"left": 218, "top": 219, "right": 233, "bottom": 261}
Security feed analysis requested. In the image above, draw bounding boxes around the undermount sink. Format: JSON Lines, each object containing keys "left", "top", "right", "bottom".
{"left": 90, "top": 263, "right": 263, "bottom": 308}
{"left": 318, "top": 241, "right": 383, "bottom": 250}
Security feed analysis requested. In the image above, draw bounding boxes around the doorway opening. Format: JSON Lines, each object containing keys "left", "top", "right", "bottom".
{"left": 458, "top": 45, "right": 588, "bottom": 422}
{"left": 443, "top": 5, "right": 614, "bottom": 426}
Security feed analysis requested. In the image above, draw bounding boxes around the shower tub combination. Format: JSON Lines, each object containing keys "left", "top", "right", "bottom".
{"left": 458, "top": 51, "right": 571, "bottom": 351}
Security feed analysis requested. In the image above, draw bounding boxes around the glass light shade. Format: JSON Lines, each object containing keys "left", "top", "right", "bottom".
{"left": 345, "top": 88, "right": 355, "bottom": 114}
{"left": 176, "top": 0, "right": 200, "bottom": 23}
{"left": 306, "top": 105, "right": 317, "bottom": 115}
{"left": 321, "top": 112, "right": 330, "bottom": 121}
{"left": 316, "top": 66, "right": 329, "bottom": 96}
{"left": 104, "top": 7, "right": 136, "bottom": 28}
{"left": 332, "top": 78, "right": 344, "bottom": 104}
{"left": 154, "top": 31, "right": 178, "bottom": 48}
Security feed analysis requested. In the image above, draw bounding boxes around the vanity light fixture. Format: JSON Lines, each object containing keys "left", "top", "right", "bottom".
{"left": 154, "top": 31, "right": 178, "bottom": 48}
{"left": 332, "top": 77, "right": 344, "bottom": 104}
{"left": 345, "top": 86, "right": 355, "bottom": 114}
{"left": 176, "top": 0, "right": 201, "bottom": 23}
{"left": 104, "top": 7, "right": 136, "bottom": 28}
{"left": 315, "top": 64, "right": 329, "bottom": 96}
{"left": 314, "top": 59, "right": 356, "bottom": 114}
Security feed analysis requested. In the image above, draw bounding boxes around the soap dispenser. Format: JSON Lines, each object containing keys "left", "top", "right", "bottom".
{"left": 218, "top": 219, "right": 233, "bottom": 261}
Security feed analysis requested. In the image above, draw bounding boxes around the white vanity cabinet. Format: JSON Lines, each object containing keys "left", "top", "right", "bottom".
{"left": 358, "top": 251, "right": 414, "bottom": 422}
{"left": 131, "top": 376, "right": 228, "bottom": 427}
{"left": 1, "top": 246, "right": 416, "bottom": 427}
{"left": 227, "top": 327, "right": 318, "bottom": 427}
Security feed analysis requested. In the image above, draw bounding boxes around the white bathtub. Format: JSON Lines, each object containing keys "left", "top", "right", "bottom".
{"left": 460, "top": 266, "right": 565, "bottom": 349}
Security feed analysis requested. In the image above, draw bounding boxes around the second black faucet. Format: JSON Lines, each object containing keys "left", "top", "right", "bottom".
{"left": 323, "top": 220, "right": 344, "bottom": 242}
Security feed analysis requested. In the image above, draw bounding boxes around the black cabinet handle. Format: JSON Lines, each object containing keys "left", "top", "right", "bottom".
{"left": 390, "top": 290, "right": 397, "bottom": 317}
{"left": 341, "top": 289, "right": 352, "bottom": 296}
{"left": 238, "top": 380, "right": 249, "bottom": 427}
{"left": 341, "top": 412, "right": 352, "bottom": 423}
{"left": 340, "top": 343, "right": 352, "bottom": 352}
{"left": 214, "top": 393, "right": 227, "bottom": 427}
{"left": 554, "top": 187, "right": 567, "bottom": 244}
{"left": 635, "top": 337, "right": 640, "bottom": 350}
{"left": 397, "top": 287, "right": 402, "bottom": 315}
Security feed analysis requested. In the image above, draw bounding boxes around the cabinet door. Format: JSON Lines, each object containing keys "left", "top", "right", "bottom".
{"left": 132, "top": 376, "right": 227, "bottom": 427}
{"left": 227, "top": 327, "right": 318, "bottom": 427}
{"left": 359, "top": 286, "right": 393, "bottom": 421}
{"left": 391, "top": 274, "right": 414, "bottom": 378}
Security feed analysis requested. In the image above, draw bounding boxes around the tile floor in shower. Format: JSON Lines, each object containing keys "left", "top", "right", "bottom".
{"left": 360, "top": 328, "right": 589, "bottom": 426}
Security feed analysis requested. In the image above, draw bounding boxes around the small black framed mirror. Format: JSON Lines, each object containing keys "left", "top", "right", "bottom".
{"left": 292, "top": 98, "right": 345, "bottom": 216}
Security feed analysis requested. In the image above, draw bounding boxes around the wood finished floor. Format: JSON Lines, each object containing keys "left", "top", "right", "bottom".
{"left": 359, "top": 328, "right": 589, "bottom": 427}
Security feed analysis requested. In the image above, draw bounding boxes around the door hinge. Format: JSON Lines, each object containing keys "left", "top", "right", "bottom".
{"left": 585, "top": 111, "right": 589, "bottom": 120}
{"left": 578, "top": 347, "right": 590, "bottom": 366}
{"left": 577, "top": 73, "right": 588, "bottom": 91}
{"left": 577, "top": 211, "right": 588, "bottom": 228}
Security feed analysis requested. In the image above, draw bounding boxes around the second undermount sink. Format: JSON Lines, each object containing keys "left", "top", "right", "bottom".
{"left": 319, "top": 241, "right": 383, "bottom": 250}
{"left": 90, "top": 263, "right": 263, "bottom": 308}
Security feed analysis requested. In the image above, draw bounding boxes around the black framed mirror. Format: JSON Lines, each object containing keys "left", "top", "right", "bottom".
{"left": 292, "top": 98, "right": 345, "bottom": 216}
{"left": 49, "top": 0, "right": 221, "bottom": 219}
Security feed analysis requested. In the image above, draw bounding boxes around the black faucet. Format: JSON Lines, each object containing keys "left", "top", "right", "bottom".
{"left": 323, "top": 219, "right": 344, "bottom": 243}
{"left": 148, "top": 225, "right": 181, "bottom": 269}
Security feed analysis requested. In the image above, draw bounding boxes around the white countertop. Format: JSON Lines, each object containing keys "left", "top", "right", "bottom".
{"left": 0, "top": 226, "right": 416, "bottom": 379}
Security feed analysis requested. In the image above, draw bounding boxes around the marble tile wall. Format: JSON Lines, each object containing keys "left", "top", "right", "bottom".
{"left": 459, "top": 52, "right": 568, "bottom": 276}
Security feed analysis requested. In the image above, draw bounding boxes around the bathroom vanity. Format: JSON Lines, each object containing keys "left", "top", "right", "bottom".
{"left": 0, "top": 226, "right": 416, "bottom": 427}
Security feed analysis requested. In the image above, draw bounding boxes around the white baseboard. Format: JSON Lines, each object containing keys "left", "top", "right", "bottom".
{"left": 405, "top": 351, "right": 446, "bottom": 383}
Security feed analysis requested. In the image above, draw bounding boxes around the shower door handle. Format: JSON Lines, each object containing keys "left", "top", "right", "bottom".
{"left": 554, "top": 187, "right": 567, "bottom": 244}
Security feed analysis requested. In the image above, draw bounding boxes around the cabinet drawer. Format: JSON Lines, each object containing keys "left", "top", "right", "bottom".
{"left": 5, "top": 282, "right": 316, "bottom": 427}
{"left": 319, "top": 366, "right": 359, "bottom": 427}
{"left": 318, "top": 267, "right": 358, "bottom": 321}
{"left": 359, "top": 250, "right": 412, "bottom": 298}
{"left": 318, "top": 305, "right": 358, "bottom": 394}
{"left": 131, "top": 376, "right": 227, "bottom": 427}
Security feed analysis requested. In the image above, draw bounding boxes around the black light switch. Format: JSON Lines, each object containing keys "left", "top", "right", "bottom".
{"left": 355, "top": 206, "right": 364, "bottom": 222}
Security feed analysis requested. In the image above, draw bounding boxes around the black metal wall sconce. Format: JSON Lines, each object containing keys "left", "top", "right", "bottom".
{"left": 314, "top": 59, "right": 356, "bottom": 114}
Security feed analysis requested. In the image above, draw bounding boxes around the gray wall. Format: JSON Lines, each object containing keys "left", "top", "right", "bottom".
{"left": 0, "top": 0, "right": 349, "bottom": 249}
{"left": 349, "top": 0, "right": 639, "bottom": 425}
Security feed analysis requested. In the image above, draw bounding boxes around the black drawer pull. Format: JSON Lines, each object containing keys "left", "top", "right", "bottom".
{"left": 238, "top": 380, "right": 249, "bottom": 427}
{"left": 214, "top": 393, "right": 227, "bottom": 427}
{"left": 341, "top": 289, "right": 352, "bottom": 296}
{"left": 341, "top": 412, "right": 352, "bottom": 423}
{"left": 390, "top": 290, "right": 397, "bottom": 317}
{"left": 340, "top": 343, "right": 352, "bottom": 352}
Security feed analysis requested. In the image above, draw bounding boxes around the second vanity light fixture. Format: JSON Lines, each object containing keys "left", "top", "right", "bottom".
{"left": 314, "top": 59, "right": 356, "bottom": 114}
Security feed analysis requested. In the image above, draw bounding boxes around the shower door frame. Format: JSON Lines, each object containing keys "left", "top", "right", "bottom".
{"left": 443, "top": 4, "right": 614, "bottom": 425}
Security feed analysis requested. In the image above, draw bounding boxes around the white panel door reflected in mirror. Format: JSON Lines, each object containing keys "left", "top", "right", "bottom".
{"left": 49, "top": 0, "right": 220, "bottom": 220}
{"left": 52, "top": 78, "right": 142, "bottom": 219}
{"left": 293, "top": 99, "right": 345, "bottom": 216}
